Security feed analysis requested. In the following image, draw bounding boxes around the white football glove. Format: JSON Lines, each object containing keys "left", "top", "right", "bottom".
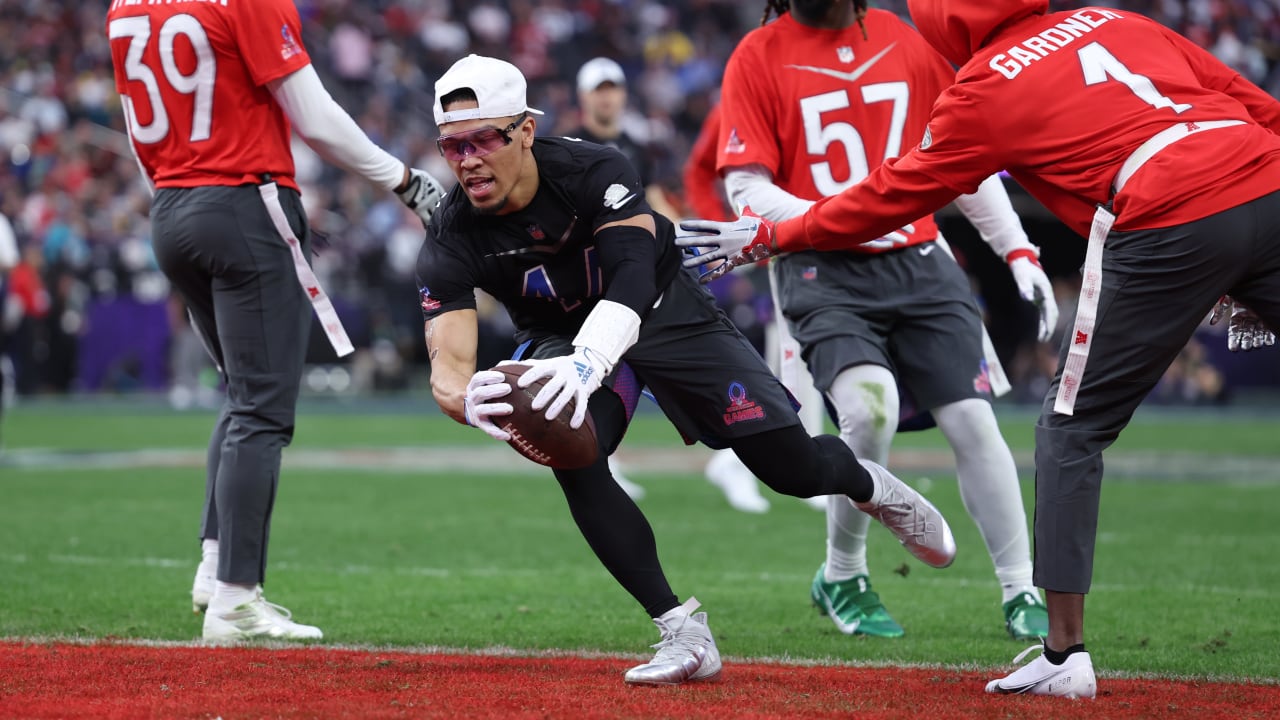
{"left": 676, "top": 207, "right": 778, "bottom": 284}
{"left": 1209, "top": 296, "right": 1275, "bottom": 352}
{"left": 464, "top": 370, "right": 513, "bottom": 441}
{"left": 515, "top": 347, "right": 609, "bottom": 429}
{"left": 1006, "top": 249, "right": 1058, "bottom": 343}
{"left": 396, "top": 167, "right": 445, "bottom": 226}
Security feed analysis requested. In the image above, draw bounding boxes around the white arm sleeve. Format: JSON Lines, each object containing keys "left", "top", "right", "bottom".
{"left": 0, "top": 213, "right": 18, "bottom": 270}
{"left": 269, "top": 65, "right": 406, "bottom": 192}
{"left": 723, "top": 165, "right": 814, "bottom": 222}
{"left": 951, "top": 174, "right": 1035, "bottom": 260}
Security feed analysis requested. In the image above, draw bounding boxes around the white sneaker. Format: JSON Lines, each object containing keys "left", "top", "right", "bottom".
{"left": 203, "top": 589, "right": 324, "bottom": 642}
{"left": 191, "top": 558, "right": 216, "bottom": 614}
{"left": 853, "top": 460, "right": 956, "bottom": 568}
{"left": 986, "top": 644, "right": 1097, "bottom": 698}
{"left": 608, "top": 456, "right": 647, "bottom": 501}
{"left": 624, "top": 597, "right": 722, "bottom": 686}
{"left": 704, "top": 450, "right": 770, "bottom": 514}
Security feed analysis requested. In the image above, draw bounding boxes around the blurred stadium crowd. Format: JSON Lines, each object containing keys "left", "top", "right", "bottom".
{"left": 1, "top": 0, "right": 1278, "bottom": 406}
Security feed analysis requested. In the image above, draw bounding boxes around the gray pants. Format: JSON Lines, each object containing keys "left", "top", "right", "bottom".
{"left": 1035, "top": 189, "right": 1280, "bottom": 593}
{"left": 151, "top": 184, "right": 312, "bottom": 586}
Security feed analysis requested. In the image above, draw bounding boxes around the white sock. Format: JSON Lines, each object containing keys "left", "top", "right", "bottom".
{"left": 934, "top": 399, "right": 1035, "bottom": 604}
{"left": 209, "top": 582, "right": 259, "bottom": 613}
{"left": 200, "top": 539, "right": 219, "bottom": 562}
{"left": 824, "top": 501, "right": 871, "bottom": 581}
{"left": 1003, "top": 585, "right": 1042, "bottom": 605}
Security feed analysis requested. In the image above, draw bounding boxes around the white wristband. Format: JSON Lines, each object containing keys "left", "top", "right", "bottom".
{"left": 572, "top": 299, "right": 641, "bottom": 373}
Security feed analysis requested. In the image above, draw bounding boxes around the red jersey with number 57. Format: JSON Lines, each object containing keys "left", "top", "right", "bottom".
{"left": 717, "top": 10, "right": 955, "bottom": 252}
{"left": 106, "top": 0, "right": 310, "bottom": 190}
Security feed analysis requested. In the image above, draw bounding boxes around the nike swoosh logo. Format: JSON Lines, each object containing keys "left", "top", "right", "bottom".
{"left": 606, "top": 193, "right": 636, "bottom": 210}
{"left": 919, "top": 244, "right": 936, "bottom": 256}
{"left": 785, "top": 42, "right": 897, "bottom": 84}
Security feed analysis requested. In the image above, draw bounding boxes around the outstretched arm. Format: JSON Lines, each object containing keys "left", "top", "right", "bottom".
{"left": 269, "top": 65, "right": 444, "bottom": 223}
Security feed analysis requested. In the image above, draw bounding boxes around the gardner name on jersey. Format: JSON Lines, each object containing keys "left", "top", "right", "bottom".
{"left": 416, "top": 137, "right": 680, "bottom": 339}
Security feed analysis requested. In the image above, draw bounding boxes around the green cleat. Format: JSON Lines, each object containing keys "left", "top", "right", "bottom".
{"left": 1003, "top": 591, "right": 1050, "bottom": 640}
{"left": 810, "top": 564, "right": 905, "bottom": 638}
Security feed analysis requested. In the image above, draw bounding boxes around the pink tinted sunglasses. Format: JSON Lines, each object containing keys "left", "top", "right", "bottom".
{"left": 436, "top": 116, "right": 526, "bottom": 161}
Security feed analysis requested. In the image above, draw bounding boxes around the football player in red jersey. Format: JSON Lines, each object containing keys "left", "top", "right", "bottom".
{"left": 708, "top": 0, "right": 1055, "bottom": 642}
{"left": 680, "top": 0, "right": 1280, "bottom": 697}
{"left": 106, "top": 0, "right": 446, "bottom": 641}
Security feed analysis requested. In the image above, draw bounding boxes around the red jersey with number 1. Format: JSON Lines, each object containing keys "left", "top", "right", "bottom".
{"left": 717, "top": 10, "right": 955, "bottom": 252}
{"left": 107, "top": 0, "right": 310, "bottom": 190}
{"left": 776, "top": 1, "right": 1280, "bottom": 251}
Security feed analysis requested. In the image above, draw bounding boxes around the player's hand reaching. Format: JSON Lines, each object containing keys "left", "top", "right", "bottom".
{"left": 1006, "top": 249, "right": 1058, "bottom": 343}
{"left": 515, "top": 348, "right": 609, "bottom": 429}
{"left": 397, "top": 167, "right": 446, "bottom": 226}
{"left": 1209, "top": 296, "right": 1275, "bottom": 351}
{"left": 676, "top": 207, "right": 778, "bottom": 283}
{"left": 464, "top": 370, "right": 513, "bottom": 441}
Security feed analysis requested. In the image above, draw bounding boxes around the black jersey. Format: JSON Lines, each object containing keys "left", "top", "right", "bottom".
{"left": 564, "top": 126, "right": 655, "bottom": 186}
{"left": 415, "top": 137, "right": 681, "bottom": 340}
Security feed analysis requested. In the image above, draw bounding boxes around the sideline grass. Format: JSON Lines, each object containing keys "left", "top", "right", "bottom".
{"left": 2, "top": 400, "right": 1278, "bottom": 682}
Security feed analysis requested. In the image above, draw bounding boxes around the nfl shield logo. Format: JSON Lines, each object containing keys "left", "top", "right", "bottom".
{"left": 527, "top": 224, "right": 545, "bottom": 240}
{"left": 837, "top": 46, "right": 854, "bottom": 63}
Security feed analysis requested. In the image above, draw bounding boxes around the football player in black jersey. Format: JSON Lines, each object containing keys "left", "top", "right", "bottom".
{"left": 415, "top": 54, "right": 957, "bottom": 687}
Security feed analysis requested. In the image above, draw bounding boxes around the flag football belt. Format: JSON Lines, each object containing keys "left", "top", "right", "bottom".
{"left": 258, "top": 182, "right": 355, "bottom": 358}
{"left": 1054, "top": 119, "right": 1244, "bottom": 415}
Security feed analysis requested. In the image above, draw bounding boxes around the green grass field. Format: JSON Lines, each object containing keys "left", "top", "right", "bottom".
{"left": 3, "top": 398, "right": 1278, "bottom": 683}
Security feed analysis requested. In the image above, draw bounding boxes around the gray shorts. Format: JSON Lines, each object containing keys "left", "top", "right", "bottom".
{"left": 521, "top": 269, "right": 800, "bottom": 449}
{"left": 773, "top": 243, "right": 992, "bottom": 411}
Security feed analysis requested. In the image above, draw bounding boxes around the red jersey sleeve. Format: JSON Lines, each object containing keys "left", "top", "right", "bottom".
{"left": 1157, "top": 24, "right": 1280, "bottom": 134}
{"left": 231, "top": 0, "right": 311, "bottom": 87}
{"left": 716, "top": 39, "right": 780, "bottom": 175}
{"left": 683, "top": 105, "right": 733, "bottom": 221}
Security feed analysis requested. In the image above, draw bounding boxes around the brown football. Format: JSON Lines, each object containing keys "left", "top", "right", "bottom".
{"left": 494, "top": 363, "right": 599, "bottom": 470}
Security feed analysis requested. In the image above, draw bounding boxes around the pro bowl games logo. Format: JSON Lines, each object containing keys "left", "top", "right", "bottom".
{"left": 973, "top": 358, "right": 992, "bottom": 394}
{"left": 420, "top": 285, "right": 441, "bottom": 313}
{"left": 723, "top": 381, "right": 765, "bottom": 426}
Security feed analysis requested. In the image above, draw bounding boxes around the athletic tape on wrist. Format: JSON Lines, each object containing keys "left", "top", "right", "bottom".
{"left": 572, "top": 299, "right": 641, "bottom": 372}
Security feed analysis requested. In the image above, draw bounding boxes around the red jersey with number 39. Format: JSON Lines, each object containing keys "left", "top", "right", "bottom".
{"left": 717, "top": 10, "right": 955, "bottom": 252}
{"left": 106, "top": 0, "right": 310, "bottom": 190}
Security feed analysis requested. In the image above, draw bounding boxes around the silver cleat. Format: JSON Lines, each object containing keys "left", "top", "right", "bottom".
{"left": 853, "top": 460, "right": 957, "bottom": 568}
{"left": 624, "top": 597, "right": 722, "bottom": 686}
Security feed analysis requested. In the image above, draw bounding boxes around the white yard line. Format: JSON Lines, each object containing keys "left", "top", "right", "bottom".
{"left": 5, "top": 445, "right": 1280, "bottom": 482}
{"left": 3, "top": 552, "right": 1275, "bottom": 599}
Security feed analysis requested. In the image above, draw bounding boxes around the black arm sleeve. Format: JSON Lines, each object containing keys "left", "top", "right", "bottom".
{"left": 595, "top": 223, "right": 662, "bottom": 317}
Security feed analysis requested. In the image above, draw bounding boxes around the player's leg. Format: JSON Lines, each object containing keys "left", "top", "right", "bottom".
{"left": 817, "top": 363, "right": 901, "bottom": 636}
{"left": 1224, "top": 190, "right": 1280, "bottom": 334}
{"left": 154, "top": 185, "right": 319, "bottom": 641}
{"left": 518, "top": 338, "right": 715, "bottom": 686}
{"left": 933, "top": 398, "right": 1042, "bottom": 638}
{"left": 632, "top": 272, "right": 955, "bottom": 569}
{"left": 888, "top": 244, "right": 1041, "bottom": 638}
{"left": 151, "top": 194, "right": 226, "bottom": 615}
{"left": 990, "top": 209, "right": 1248, "bottom": 698}
{"left": 555, "top": 387, "right": 720, "bottom": 686}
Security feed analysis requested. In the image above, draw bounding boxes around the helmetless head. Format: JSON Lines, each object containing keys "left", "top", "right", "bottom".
{"left": 433, "top": 55, "right": 544, "bottom": 215}
{"left": 576, "top": 57, "right": 627, "bottom": 132}
{"left": 762, "top": 0, "right": 867, "bottom": 34}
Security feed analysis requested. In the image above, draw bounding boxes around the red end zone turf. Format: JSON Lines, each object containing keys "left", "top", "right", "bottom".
{"left": 2, "top": 641, "right": 1278, "bottom": 720}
